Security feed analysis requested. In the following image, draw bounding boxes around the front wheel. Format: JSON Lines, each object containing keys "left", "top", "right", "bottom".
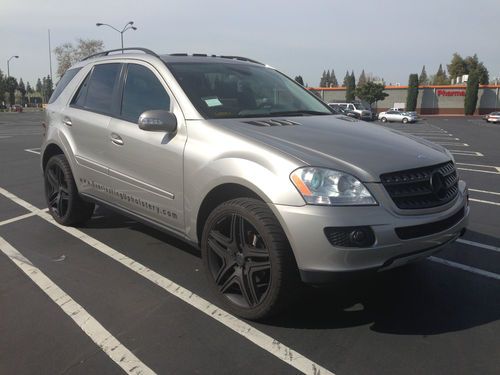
{"left": 44, "top": 154, "right": 95, "bottom": 226}
{"left": 380, "top": 117, "right": 387, "bottom": 123}
{"left": 402, "top": 117, "right": 409, "bottom": 124}
{"left": 201, "top": 198, "right": 300, "bottom": 320}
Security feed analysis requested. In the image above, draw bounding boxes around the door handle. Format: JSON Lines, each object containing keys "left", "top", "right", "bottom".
{"left": 110, "top": 133, "right": 124, "bottom": 146}
{"left": 63, "top": 117, "right": 72, "bottom": 126}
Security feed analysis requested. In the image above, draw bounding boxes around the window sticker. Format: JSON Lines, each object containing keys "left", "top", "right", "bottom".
{"left": 203, "top": 97, "right": 223, "bottom": 107}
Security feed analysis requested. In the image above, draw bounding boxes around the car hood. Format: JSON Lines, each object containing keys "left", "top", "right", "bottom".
{"left": 210, "top": 115, "right": 451, "bottom": 182}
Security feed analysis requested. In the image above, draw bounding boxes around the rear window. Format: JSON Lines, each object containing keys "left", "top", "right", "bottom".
{"left": 48, "top": 68, "right": 82, "bottom": 104}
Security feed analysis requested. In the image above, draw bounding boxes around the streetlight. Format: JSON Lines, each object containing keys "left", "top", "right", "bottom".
{"left": 96, "top": 21, "right": 137, "bottom": 50}
{"left": 7, "top": 55, "right": 19, "bottom": 77}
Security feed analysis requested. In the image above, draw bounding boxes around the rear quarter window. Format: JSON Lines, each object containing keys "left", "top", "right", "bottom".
{"left": 48, "top": 68, "right": 82, "bottom": 104}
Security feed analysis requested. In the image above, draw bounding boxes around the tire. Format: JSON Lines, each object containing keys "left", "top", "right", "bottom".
{"left": 402, "top": 117, "right": 409, "bottom": 124}
{"left": 380, "top": 117, "right": 387, "bottom": 123}
{"left": 44, "top": 154, "right": 95, "bottom": 226}
{"left": 201, "top": 198, "right": 300, "bottom": 320}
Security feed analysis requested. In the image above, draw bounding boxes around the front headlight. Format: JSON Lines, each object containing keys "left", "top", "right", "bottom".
{"left": 290, "top": 167, "right": 377, "bottom": 206}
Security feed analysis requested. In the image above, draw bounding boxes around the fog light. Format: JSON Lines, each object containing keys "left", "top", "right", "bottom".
{"left": 324, "top": 226, "right": 375, "bottom": 248}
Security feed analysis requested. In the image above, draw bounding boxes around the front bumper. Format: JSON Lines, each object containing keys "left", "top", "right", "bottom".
{"left": 271, "top": 180, "right": 469, "bottom": 283}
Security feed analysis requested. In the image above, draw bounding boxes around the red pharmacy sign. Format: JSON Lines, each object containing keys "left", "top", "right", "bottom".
{"left": 436, "top": 89, "right": 465, "bottom": 97}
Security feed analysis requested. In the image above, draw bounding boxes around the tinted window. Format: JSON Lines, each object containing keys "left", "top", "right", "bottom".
{"left": 49, "top": 67, "right": 82, "bottom": 104}
{"left": 121, "top": 64, "right": 170, "bottom": 123}
{"left": 71, "top": 71, "right": 91, "bottom": 107}
{"left": 84, "top": 63, "right": 121, "bottom": 114}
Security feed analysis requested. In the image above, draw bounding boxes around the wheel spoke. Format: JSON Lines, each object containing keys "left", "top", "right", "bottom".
{"left": 240, "top": 267, "right": 258, "bottom": 306}
{"left": 207, "top": 237, "right": 230, "bottom": 261}
{"left": 48, "top": 192, "right": 58, "bottom": 208}
{"left": 209, "top": 230, "right": 231, "bottom": 250}
{"left": 243, "top": 244, "right": 268, "bottom": 259}
{"left": 219, "top": 270, "right": 239, "bottom": 294}
{"left": 47, "top": 168, "right": 58, "bottom": 189}
{"left": 229, "top": 214, "right": 246, "bottom": 248}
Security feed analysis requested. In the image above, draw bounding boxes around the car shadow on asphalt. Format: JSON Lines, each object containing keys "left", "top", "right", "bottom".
{"left": 82, "top": 207, "right": 500, "bottom": 336}
{"left": 264, "top": 260, "right": 500, "bottom": 335}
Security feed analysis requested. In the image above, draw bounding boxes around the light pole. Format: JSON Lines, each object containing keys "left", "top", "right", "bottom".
{"left": 96, "top": 21, "right": 137, "bottom": 50}
{"left": 7, "top": 55, "right": 19, "bottom": 77}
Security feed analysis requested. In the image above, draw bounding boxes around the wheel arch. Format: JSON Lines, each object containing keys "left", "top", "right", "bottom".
{"left": 196, "top": 183, "right": 263, "bottom": 245}
{"left": 42, "top": 143, "right": 65, "bottom": 171}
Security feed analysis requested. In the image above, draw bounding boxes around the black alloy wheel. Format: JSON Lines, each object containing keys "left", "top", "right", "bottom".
{"left": 44, "top": 155, "right": 95, "bottom": 226}
{"left": 206, "top": 213, "right": 271, "bottom": 309}
{"left": 202, "top": 198, "right": 300, "bottom": 320}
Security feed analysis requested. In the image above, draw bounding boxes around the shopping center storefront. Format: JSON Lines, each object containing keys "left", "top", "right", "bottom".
{"left": 311, "top": 85, "right": 500, "bottom": 115}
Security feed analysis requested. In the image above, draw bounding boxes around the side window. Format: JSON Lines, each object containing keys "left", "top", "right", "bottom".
{"left": 83, "top": 63, "right": 121, "bottom": 114}
{"left": 348, "top": 104, "right": 355, "bottom": 110}
{"left": 49, "top": 67, "right": 82, "bottom": 104}
{"left": 121, "top": 64, "right": 171, "bottom": 123}
{"left": 71, "top": 71, "right": 91, "bottom": 107}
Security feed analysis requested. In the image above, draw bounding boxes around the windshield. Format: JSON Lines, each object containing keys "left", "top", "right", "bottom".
{"left": 167, "top": 62, "right": 332, "bottom": 119}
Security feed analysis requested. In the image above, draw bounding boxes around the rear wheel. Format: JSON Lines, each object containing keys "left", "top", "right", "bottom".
{"left": 201, "top": 198, "right": 300, "bottom": 320}
{"left": 44, "top": 154, "right": 95, "bottom": 226}
{"left": 402, "top": 117, "right": 409, "bottom": 124}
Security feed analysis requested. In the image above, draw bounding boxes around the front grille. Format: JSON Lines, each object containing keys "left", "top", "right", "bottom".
{"left": 395, "top": 207, "right": 465, "bottom": 240}
{"left": 380, "top": 161, "right": 458, "bottom": 209}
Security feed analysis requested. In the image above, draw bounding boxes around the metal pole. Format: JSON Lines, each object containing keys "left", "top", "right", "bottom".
{"left": 48, "top": 29, "right": 53, "bottom": 80}
{"left": 121, "top": 32, "right": 124, "bottom": 51}
{"left": 7, "top": 60, "right": 9, "bottom": 77}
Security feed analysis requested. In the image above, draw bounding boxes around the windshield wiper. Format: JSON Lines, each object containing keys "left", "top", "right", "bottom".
{"left": 268, "top": 110, "right": 330, "bottom": 116}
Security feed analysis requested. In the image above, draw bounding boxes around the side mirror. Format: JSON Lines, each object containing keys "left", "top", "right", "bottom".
{"left": 138, "top": 110, "right": 177, "bottom": 133}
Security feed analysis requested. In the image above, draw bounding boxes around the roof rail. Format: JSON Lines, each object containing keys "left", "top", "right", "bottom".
{"left": 81, "top": 47, "right": 160, "bottom": 61}
{"left": 167, "top": 53, "right": 264, "bottom": 65}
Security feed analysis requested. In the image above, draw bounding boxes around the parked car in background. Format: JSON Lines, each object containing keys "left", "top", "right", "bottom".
{"left": 378, "top": 110, "right": 417, "bottom": 124}
{"left": 328, "top": 104, "right": 360, "bottom": 119}
{"left": 483, "top": 112, "right": 500, "bottom": 123}
{"left": 328, "top": 101, "right": 373, "bottom": 121}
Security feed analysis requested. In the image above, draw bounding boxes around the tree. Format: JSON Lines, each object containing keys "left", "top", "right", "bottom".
{"left": 18, "top": 78, "right": 26, "bottom": 104}
{"left": 0, "top": 69, "right": 5, "bottom": 105}
{"left": 464, "top": 70, "right": 479, "bottom": 115}
{"left": 419, "top": 65, "right": 428, "bottom": 85}
{"left": 358, "top": 69, "right": 367, "bottom": 87}
{"left": 406, "top": 74, "right": 419, "bottom": 111}
{"left": 447, "top": 53, "right": 467, "bottom": 81}
{"left": 54, "top": 38, "right": 105, "bottom": 77}
{"left": 330, "top": 69, "right": 338, "bottom": 87}
{"left": 294, "top": 75, "right": 304, "bottom": 85}
{"left": 343, "top": 70, "right": 350, "bottom": 87}
{"left": 26, "top": 81, "right": 33, "bottom": 94}
{"left": 319, "top": 70, "right": 327, "bottom": 87}
{"left": 464, "top": 54, "right": 489, "bottom": 84}
{"left": 5, "top": 77, "right": 18, "bottom": 105}
{"left": 325, "top": 70, "right": 331, "bottom": 87}
{"left": 36, "top": 78, "right": 43, "bottom": 94}
{"left": 345, "top": 71, "right": 356, "bottom": 101}
{"left": 433, "top": 64, "right": 450, "bottom": 85}
{"left": 355, "top": 81, "right": 388, "bottom": 106}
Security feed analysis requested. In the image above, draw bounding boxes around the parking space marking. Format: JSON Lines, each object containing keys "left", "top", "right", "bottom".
{"left": 429, "top": 256, "right": 500, "bottom": 281}
{"left": 449, "top": 150, "right": 484, "bottom": 157}
{"left": 0, "top": 186, "right": 335, "bottom": 375}
{"left": 469, "top": 188, "right": 500, "bottom": 196}
{"left": 0, "top": 236, "right": 156, "bottom": 375}
{"left": 24, "top": 148, "right": 41, "bottom": 155}
{"left": 422, "top": 137, "right": 461, "bottom": 141}
{"left": 0, "top": 209, "right": 48, "bottom": 227}
{"left": 436, "top": 142, "right": 469, "bottom": 147}
{"left": 469, "top": 198, "right": 500, "bottom": 207}
{"left": 458, "top": 168, "right": 500, "bottom": 175}
{"left": 457, "top": 239, "right": 500, "bottom": 254}
{"left": 457, "top": 163, "right": 500, "bottom": 173}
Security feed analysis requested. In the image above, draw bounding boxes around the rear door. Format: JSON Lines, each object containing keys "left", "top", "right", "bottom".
{"left": 104, "top": 62, "right": 187, "bottom": 233}
{"left": 62, "top": 62, "right": 123, "bottom": 199}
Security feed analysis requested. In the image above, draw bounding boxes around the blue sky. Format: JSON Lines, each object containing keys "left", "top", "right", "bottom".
{"left": 1, "top": 0, "right": 499, "bottom": 87}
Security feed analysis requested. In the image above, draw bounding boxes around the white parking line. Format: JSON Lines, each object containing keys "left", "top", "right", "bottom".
{"left": 0, "top": 236, "right": 156, "bottom": 375}
{"left": 457, "top": 239, "right": 500, "bottom": 254}
{"left": 24, "top": 148, "right": 41, "bottom": 155}
{"left": 456, "top": 163, "right": 500, "bottom": 173}
{"left": 437, "top": 142, "right": 469, "bottom": 147}
{"left": 449, "top": 150, "right": 484, "bottom": 157}
{"left": 469, "top": 198, "right": 500, "bottom": 206}
{"left": 0, "top": 186, "right": 334, "bottom": 375}
{"left": 458, "top": 168, "right": 500, "bottom": 175}
{"left": 429, "top": 257, "right": 500, "bottom": 281}
{"left": 0, "top": 209, "right": 48, "bottom": 227}
{"left": 423, "top": 137, "right": 461, "bottom": 141}
{"left": 469, "top": 188, "right": 500, "bottom": 196}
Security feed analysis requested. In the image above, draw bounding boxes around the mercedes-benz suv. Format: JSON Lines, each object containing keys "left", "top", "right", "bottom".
{"left": 41, "top": 48, "right": 469, "bottom": 319}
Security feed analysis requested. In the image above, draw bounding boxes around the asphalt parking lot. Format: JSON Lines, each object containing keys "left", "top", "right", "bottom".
{"left": 1, "top": 112, "right": 499, "bottom": 375}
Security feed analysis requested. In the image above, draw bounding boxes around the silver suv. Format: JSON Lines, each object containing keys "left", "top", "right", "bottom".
{"left": 42, "top": 48, "right": 469, "bottom": 319}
